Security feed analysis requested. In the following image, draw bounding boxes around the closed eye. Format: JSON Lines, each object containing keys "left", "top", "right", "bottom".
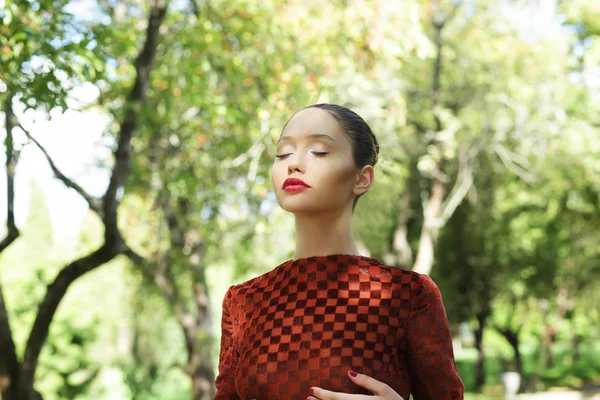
{"left": 275, "top": 152, "right": 329, "bottom": 159}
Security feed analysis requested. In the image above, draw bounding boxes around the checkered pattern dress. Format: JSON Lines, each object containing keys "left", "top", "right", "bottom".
{"left": 215, "top": 254, "right": 464, "bottom": 400}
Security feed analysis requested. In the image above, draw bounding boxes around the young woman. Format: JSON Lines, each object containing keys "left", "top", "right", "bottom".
{"left": 215, "top": 104, "right": 464, "bottom": 400}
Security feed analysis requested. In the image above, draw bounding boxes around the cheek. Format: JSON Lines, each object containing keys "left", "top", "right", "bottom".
{"left": 271, "top": 163, "right": 283, "bottom": 185}
{"left": 318, "top": 166, "right": 356, "bottom": 195}
{"left": 271, "top": 166, "right": 277, "bottom": 186}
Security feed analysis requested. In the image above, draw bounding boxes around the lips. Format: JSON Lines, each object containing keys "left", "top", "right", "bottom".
{"left": 283, "top": 178, "right": 311, "bottom": 190}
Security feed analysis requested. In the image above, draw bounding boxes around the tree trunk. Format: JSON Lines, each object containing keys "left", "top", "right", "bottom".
{"left": 189, "top": 281, "right": 215, "bottom": 400}
{"left": 178, "top": 280, "right": 216, "bottom": 400}
{"left": 573, "top": 333, "right": 581, "bottom": 361}
{"left": 510, "top": 335, "right": 523, "bottom": 376}
{"left": 542, "top": 325, "right": 556, "bottom": 368}
{"left": 413, "top": 179, "right": 445, "bottom": 275}
{"left": 541, "top": 286, "right": 570, "bottom": 368}
{"left": 0, "top": 95, "right": 20, "bottom": 400}
{"left": 502, "top": 329, "right": 523, "bottom": 375}
{"left": 146, "top": 190, "right": 216, "bottom": 400}
{"left": 473, "top": 312, "right": 488, "bottom": 391}
{"left": 0, "top": 95, "right": 20, "bottom": 254}
{"left": 0, "top": 284, "right": 19, "bottom": 400}
{"left": 385, "top": 191, "right": 413, "bottom": 268}
{"left": 17, "top": 246, "right": 116, "bottom": 398}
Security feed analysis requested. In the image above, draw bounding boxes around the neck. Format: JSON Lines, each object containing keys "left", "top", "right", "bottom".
{"left": 293, "top": 206, "right": 359, "bottom": 260}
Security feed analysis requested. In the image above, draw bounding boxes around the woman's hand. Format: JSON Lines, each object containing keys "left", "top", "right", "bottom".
{"left": 306, "top": 370, "right": 405, "bottom": 400}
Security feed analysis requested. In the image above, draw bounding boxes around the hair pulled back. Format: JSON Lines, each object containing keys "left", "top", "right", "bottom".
{"left": 305, "top": 103, "right": 379, "bottom": 212}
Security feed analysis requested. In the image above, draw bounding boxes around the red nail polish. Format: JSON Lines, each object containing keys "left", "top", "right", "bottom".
{"left": 349, "top": 369, "right": 358, "bottom": 377}
{"left": 309, "top": 388, "right": 315, "bottom": 395}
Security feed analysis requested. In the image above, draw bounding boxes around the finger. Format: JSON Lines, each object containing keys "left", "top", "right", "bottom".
{"left": 310, "top": 386, "right": 372, "bottom": 400}
{"left": 347, "top": 370, "right": 394, "bottom": 397}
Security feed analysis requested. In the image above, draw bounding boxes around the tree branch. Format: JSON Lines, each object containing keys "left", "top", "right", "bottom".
{"left": 437, "top": 146, "right": 476, "bottom": 225}
{"left": 103, "top": 5, "right": 168, "bottom": 244}
{"left": 492, "top": 142, "right": 536, "bottom": 183}
{"left": 18, "top": 245, "right": 116, "bottom": 398}
{"left": 19, "top": 123, "right": 103, "bottom": 218}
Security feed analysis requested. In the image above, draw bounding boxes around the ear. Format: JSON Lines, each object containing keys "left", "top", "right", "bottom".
{"left": 352, "top": 165, "right": 374, "bottom": 196}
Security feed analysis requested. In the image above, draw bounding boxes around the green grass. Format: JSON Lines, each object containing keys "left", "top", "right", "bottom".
{"left": 456, "top": 340, "right": 600, "bottom": 394}
{"left": 464, "top": 394, "right": 504, "bottom": 400}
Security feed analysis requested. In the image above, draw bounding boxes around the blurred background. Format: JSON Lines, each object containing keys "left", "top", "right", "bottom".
{"left": 1, "top": 0, "right": 599, "bottom": 399}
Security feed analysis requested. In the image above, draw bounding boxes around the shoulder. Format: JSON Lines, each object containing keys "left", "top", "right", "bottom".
{"left": 372, "top": 258, "right": 432, "bottom": 286}
{"left": 372, "top": 259, "right": 441, "bottom": 300}
{"left": 224, "top": 259, "right": 292, "bottom": 301}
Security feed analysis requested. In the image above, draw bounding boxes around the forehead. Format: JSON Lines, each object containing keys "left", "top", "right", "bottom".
{"left": 282, "top": 108, "right": 345, "bottom": 139}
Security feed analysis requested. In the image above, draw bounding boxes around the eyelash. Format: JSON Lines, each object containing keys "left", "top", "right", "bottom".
{"left": 275, "top": 151, "right": 329, "bottom": 159}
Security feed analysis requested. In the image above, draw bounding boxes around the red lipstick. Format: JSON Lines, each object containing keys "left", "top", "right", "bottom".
{"left": 283, "top": 178, "right": 311, "bottom": 192}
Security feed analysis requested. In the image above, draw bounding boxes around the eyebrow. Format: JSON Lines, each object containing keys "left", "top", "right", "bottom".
{"left": 277, "top": 133, "right": 337, "bottom": 144}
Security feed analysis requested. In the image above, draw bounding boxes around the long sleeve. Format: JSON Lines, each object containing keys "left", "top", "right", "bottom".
{"left": 214, "top": 285, "right": 241, "bottom": 400}
{"left": 406, "top": 274, "right": 464, "bottom": 400}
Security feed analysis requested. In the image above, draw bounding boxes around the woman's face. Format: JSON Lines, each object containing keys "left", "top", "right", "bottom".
{"left": 271, "top": 108, "right": 364, "bottom": 215}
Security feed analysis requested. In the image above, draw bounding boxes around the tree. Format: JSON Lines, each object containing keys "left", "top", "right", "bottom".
{"left": 0, "top": 2, "right": 168, "bottom": 397}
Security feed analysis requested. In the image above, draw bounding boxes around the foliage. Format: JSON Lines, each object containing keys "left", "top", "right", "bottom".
{"left": 1, "top": 0, "right": 599, "bottom": 398}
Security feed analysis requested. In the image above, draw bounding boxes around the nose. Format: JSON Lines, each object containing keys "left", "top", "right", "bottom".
{"left": 287, "top": 151, "right": 305, "bottom": 175}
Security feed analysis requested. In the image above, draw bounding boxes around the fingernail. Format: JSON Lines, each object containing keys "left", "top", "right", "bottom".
{"left": 349, "top": 369, "right": 358, "bottom": 377}
{"left": 309, "top": 388, "right": 315, "bottom": 395}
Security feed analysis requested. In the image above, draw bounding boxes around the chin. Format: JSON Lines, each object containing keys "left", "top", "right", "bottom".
{"left": 281, "top": 200, "right": 342, "bottom": 217}
{"left": 277, "top": 197, "right": 319, "bottom": 215}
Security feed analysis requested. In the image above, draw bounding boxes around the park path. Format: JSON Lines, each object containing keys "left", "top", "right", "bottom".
{"left": 517, "top": 383, "right": 600, "bottom": 400}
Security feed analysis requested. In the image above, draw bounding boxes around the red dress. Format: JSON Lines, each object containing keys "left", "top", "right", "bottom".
{"left": 215, "top": 254, "right": 464, "bottom": 400}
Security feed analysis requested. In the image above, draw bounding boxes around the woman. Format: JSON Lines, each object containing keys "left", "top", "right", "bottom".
{"left": 215, "top": 104, "right": 464, "bottom": 400}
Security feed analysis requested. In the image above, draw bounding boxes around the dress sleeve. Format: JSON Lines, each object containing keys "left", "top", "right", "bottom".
{"left": 406, "top": 274, "right": 464, "bottom": 400}
{"left": 214, "top": 285, "right": 241, "bottom": 400}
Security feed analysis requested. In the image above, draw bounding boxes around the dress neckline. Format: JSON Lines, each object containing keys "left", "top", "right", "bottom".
{"left": 283, "top": 253, "right": 381, "bottom": 265}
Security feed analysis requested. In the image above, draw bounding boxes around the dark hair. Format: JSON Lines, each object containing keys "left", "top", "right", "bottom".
{"left": 305, "top": 103, "right": 379, "bottom": 212}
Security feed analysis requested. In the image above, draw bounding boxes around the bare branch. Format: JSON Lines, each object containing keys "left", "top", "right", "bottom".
{"left": 19, "top": 123, "right": 103, "bottom": 218}
{"left": 224, "top": 140, "right": 263, "bottom": 169}
{"left": 438, "top": 147, "right": 476, "bottom": 225}
{"left": 432, "top": 1, "right": 461, "bottom": 29}
{"left": 492, "top": 142, "right": 536, "bottom": 183}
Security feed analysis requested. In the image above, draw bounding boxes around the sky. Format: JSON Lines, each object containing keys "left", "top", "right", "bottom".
{"left": 0, "top": 82, "right": 112, "bottom": 242}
